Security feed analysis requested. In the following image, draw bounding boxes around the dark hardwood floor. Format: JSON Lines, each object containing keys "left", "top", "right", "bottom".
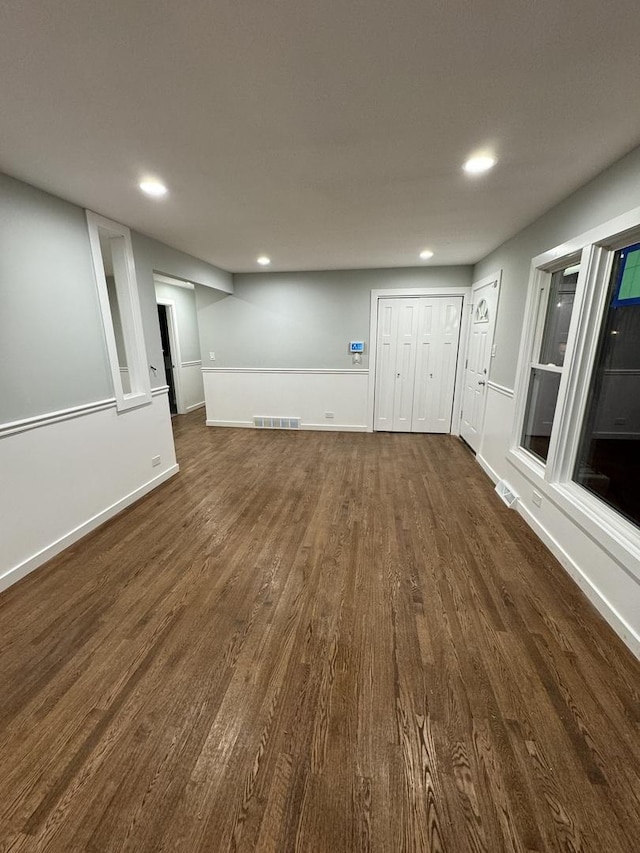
{"left": 1, "top": 411, "right": 640, "bottom": 852}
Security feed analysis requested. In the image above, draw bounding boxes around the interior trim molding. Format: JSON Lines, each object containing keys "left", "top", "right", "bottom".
{"left": 0, "top": 464, "right": 180, "bottom": 594}
{"left": 206, "top": 419, "right": 253, "bottom": 428}
{"left": 201, "top": 367, "right": 369, "bottom": 375}
{"left": 1, "top": 386, "right": 169, "bottom": 439}
{"left": 186, "top": 401, "right": 206, "bottom": 412}
{"left": 302, "top": 423, "right": 368, "bottom": 432}
{"left": 153, "top": 273, "right": 195, "bottom": 290}
{"left": 0, "top": 398, "right": 117, "bottom": 439}
{"left": 486, "top": 380, "right": 515, "bottom": 398}
{"left": 181, "top": 360, "right": 202, "bottom": 367}
{"left": 476, "top": 453, "right": 501, "bottom": 485}
{"left": 205, "top": 418, "right": 367, "bottom": 432}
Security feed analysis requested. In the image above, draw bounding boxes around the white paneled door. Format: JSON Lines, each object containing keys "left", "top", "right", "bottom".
{"left": 459, "top": 275, "right": 500, "bottom": 452}
{"left": 374, "top": 297, "right": 462, "bottom": 433}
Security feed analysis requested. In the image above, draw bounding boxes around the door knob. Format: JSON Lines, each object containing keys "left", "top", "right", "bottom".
{"left": 478, "top": 380, "right": 486, "bottom": 386}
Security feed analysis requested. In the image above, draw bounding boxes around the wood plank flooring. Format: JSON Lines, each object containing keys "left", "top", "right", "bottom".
{"left": 1, "top": 411, "right": 640, "bottom": 852}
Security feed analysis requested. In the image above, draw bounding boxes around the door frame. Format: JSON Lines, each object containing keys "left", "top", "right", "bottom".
{"left": 458, "top": 270, "right": 502, "bottom": 450}
{"left": 367, "top": 287, "right": 471, "bottom": 433}
{"left": 156, "top": 298, "right": 185, "bottom": 414}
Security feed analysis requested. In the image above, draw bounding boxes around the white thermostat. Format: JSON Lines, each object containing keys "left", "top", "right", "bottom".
{"left": 349, "top": 341, "right": 365, "bottom": 353}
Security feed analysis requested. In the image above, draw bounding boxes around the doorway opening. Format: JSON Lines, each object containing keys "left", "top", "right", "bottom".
{"left": 157, "top": 304, "right": 178, "bottom": 415}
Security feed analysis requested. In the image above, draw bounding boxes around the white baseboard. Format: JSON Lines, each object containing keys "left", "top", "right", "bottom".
{"left": 205, "top": 419, "right": 367, "bottom": 432}
{"left": 476, "top": 452, "right": 501, "bottom": 484}
{"left": 185, "top": 401, "right": 206, "bottom": 412}
{"left": 516, "top": 500, "right": 640, "bottom": 660}
{"left": 302, "top": 423, "right": 368, "bottom": 432}
{"left": 0, "top": 464, "right": 179, "bottom": 594}
{"left": 206, "top": 419, "right": 253, "bottom": 428}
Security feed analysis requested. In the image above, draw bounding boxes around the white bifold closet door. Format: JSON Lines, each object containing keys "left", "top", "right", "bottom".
{"left": 374, "top": 297, "right": 462, "bottom": 433}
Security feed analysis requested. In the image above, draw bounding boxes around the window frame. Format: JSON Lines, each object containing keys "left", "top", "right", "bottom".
{"left": 509, "top": 205, "right": 640, "bottom": 580}
{"left": 86, "top": 211, "right": 152, "bottom": 412}
{"left": 518, "top": 255, "right": 583, "bottom": 466}
{"left": 511, "top": 248, "right": 589, "bottom": 477}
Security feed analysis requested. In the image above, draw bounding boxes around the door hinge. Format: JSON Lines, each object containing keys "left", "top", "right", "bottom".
{"left": 465, "top": 358, "right": 468, "bottom": 369}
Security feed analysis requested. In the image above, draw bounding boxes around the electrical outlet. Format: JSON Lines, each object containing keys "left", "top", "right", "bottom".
{"left": 532, "top": 490, "right": 542, "bottom": 507}
{"left": 152, "top": 455, "right": 161, "bottom": 467}
{"left": 325, "top": 412, "right": 335, "bottom": 419}
{"left": 209, "top": 352, "right": 216, "bottom": 361}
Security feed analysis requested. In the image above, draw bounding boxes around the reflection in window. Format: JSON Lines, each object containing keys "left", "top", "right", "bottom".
{"left": 574, "top": 245, "right": 640, "bottom": 528}
{"left": 101, "top": 231, "right": 132, "bottom": 394}
{"left": 540, "top": 266, "right": 577, "bottom": 367}
{"left": 522, "top": 368, "right": 562, "bottom": 462}
{"left": 520, "top": 263, "right": 578, "bottom": 463}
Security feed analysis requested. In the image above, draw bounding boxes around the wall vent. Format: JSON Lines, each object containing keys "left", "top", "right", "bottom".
{"left": 495, "top": 479, "right": 518, "bottom": 508}
{"left": 253, "top": 416, "right": 300, "bottom": 430}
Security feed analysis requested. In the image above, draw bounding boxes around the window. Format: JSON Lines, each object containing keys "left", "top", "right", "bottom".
{"left": 86, "top": 212, "right": 151, "bottom": 410}
{"left": 520, "top": 263, "right": 578, "bottom": 462}
{"left": 573, "top": 243, "right": 640, "bottom": 528}
{"left": 511, "top": 207, "right": 640, "bottom": 565}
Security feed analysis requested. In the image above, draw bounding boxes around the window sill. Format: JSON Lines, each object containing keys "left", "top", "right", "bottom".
{"left": 115, "top": 390, "right": 152, "bottom": 413}
{"left": 508, "top": 445, "right": 547, "bottom": 483}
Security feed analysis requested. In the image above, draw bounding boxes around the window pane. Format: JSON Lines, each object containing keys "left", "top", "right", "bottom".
{"left": 105, "top": 276, "right": 130, "bottom": 392}
{"left": 521, "top": 368, "right": 561, "bottom": 462}
{"left": 98, "top": 231, "right": 131, "bottom": 395}
{"left": 574, "top": 246, "right": 640, "bottom": 528}
{"left": 539, "top": 266, "right": 578, "bottom": 367}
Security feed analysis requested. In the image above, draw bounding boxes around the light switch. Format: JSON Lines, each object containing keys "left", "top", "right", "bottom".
{"left": 209, "top": 352, "right": 216, "bottom": 361}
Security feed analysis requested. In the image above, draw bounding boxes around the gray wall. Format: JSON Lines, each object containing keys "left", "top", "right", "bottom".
{"left": 475, "top": 143, "right": 640, "bottom": 388}
{"left": 196, "top": 266, "right": 472, "bottom": 369}
{"left": 0, "top": 172, "right": 233, "bottom": 423}
{"left": 0, "top": 173, "right": 112, "bottom": 421}
{"left": 131, "top": 233, "right": 232, "bottom": 390}
{"left": 154, "top": 281, "right": 201, "bottom": 364}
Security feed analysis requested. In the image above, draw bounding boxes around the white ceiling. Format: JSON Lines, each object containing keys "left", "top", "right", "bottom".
{"left": 2, "top": 0, "right": 640, "bottom": 273}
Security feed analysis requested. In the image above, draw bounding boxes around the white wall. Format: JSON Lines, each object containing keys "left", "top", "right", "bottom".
{"left": 204, "top": 369, "right": 368, "bottom": 431}
{"left": 474, "top": 144, "right": 640, "bottom": 658}
{"left": 0, "top": 391, "right": 177, "bottom": 592}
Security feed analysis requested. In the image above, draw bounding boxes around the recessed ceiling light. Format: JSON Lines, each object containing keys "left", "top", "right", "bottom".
{"left": 139, "top": 179, "right": 168, "bottom": 197}
{"left": 419, "top": 249, "right": 434, "bottom": 260}
{"left": 463, "top": 155, "right": 497, "bottom": 175}
{"left": 257, "top": 255, "right": 271, "bottom": 266}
